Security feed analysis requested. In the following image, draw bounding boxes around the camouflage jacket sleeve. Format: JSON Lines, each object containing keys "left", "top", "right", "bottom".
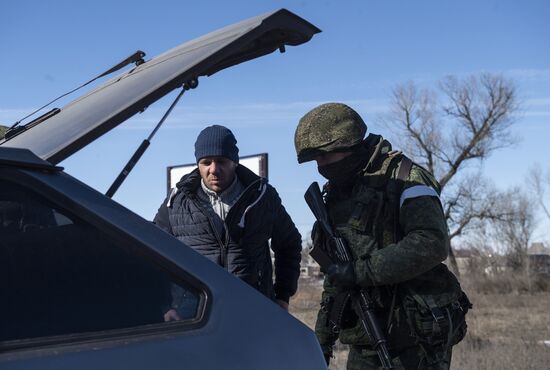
{"left": 355, "top": 164, "right": 449, "bottom": 286}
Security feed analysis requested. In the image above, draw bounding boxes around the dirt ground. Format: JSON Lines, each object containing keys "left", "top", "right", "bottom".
{"left": 290, "top": 278, "right": 550, "bottom": 370}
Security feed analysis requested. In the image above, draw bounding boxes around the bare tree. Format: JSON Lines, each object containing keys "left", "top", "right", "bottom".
{"left": 382, "top": 73, "right": 521, "bottom": 274}
{"left": 528, "top": 163, "right": 550, "bottom": 220}
{"left": 491, "top": 188, "right": 536, "bottom": 291}
{"left": 444, "top": 173, "right": 505, "bottom": 239}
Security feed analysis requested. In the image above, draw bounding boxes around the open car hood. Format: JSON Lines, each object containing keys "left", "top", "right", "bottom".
{"left": 1, "top": 9, "right": 320, "bottom": 164}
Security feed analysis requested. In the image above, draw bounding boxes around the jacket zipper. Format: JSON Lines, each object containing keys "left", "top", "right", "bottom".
{"left": 222, "top": 224, "right": 230, "bottom": 268}
{"left": 226, "top": 178, "right": 264, "bottom": 228}
{"left": 192, "top": 177, "right": 265, "bottom": 270}
{"left": 192, "top": 197, "right": 227, "bottom": 268}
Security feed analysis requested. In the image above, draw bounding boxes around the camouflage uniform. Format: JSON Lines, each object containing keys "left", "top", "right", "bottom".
{"left": 295, "top": 103, "right": 470, "bottom": 370}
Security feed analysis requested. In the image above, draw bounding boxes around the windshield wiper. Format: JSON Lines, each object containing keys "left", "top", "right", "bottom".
{"left": 3, "top": 108, "right": 61, "bottom": 140}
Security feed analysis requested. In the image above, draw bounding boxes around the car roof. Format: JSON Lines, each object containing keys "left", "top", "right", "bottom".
{"left": 0, "top": 9, "right": 320, "bottom": 164}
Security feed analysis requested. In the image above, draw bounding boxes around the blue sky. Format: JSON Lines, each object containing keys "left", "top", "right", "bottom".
{"left": 1, "top": 0, "right": 549, "bottom": 241}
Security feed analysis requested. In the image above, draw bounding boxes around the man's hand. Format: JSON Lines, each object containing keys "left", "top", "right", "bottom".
{"left": 276, "top": 299, "right": 289, "bottom": 311}
{"left": 327, "top": 261, "right": 355, "bottom": 289}
{"left": 324, "top": 353, "right": 331, "bottom": 367}
{"left": 320, "top": 344, "right": 333, "bottom": 367}
{"left": 164, "top": 308, "right": 182, "bottom": 322}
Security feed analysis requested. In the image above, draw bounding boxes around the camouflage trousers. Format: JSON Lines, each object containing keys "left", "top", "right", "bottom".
{"left": 346, "top": 344, "right": 452, "bottom": 370}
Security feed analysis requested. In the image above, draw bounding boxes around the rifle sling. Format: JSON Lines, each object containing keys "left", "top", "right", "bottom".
{"left": 397, "top": 155, "right": 413, "bottom": 182}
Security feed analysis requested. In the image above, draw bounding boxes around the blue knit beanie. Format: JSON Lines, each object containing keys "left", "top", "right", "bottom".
{"left": 194, "top": 125, "right": 239, "bottom": 163}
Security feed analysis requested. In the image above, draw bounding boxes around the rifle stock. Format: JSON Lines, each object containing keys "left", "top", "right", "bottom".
{"left": 304, "top": 182, "right": 332, "bottom": 235}
{"left": 308, "top": 242, "right": 333, "bottom": 272}
{"left": 304, "top": 182, "right": 351, "bottom": 262}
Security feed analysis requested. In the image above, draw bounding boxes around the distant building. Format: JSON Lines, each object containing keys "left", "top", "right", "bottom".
{"left": 299, "top": 239, "right": 322, "bottom": 279}
{"left": 300, "top": 265, "right": 322, "bottom": 279}
{"left": 528, "top": 242, "right": 550, "bottom": 275}
{"left": 452, "top": 248, "right": 481, "bottom": 275}
{"left": 300, "top": 256, "right": 322, "bottom": 279}
{"left": 528, "top": 242, "right": 550, "bottom": 255}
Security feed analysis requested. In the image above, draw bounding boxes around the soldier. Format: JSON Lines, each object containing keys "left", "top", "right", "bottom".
{"left": 294, "top": 103, "right": 471, "bottom": 369}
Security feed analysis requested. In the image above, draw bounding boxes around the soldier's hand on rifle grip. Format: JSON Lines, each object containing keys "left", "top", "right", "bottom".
{"left": 327, "top": 261, "right": 355, "bottom": 289}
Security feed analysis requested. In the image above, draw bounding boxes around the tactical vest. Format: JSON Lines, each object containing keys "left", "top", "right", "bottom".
{"left": 318, "top": 152, "right": 471, "bottom": 351}
{"left": 325, "top": 151, "right": 407, "bottom": 266}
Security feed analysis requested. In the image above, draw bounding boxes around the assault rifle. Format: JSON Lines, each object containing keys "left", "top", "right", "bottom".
{"left": 305, "top": 182, "right": 393, "bottom": 370}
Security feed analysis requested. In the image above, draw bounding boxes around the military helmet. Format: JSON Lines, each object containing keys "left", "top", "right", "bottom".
{"left": 294, "top": 103, "right": 367, "bottom": 163}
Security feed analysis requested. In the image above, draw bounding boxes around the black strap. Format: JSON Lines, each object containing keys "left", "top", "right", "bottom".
{"left": 328, "top": 292, "right": 352, "bottom": 333}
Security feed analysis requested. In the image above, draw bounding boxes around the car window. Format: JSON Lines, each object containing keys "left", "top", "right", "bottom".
{"left": 0, "top": 179, "right": 202, "bottom": 346}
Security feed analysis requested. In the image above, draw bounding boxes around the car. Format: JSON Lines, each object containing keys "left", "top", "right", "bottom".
{"left": 0, "top": 9, "right": 325, "bottom": 370}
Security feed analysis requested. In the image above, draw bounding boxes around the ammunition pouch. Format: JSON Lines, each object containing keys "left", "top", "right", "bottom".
{"left": 346, "top": 186, "right": 382, "bottom": 236}
{"left": 401, "top": 290, "right": 471, "bottom": 349}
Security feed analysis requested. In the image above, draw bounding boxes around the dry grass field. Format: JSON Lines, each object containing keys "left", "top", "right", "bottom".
{"left": 290, "top": 278, "right": 550, "bottom": 370}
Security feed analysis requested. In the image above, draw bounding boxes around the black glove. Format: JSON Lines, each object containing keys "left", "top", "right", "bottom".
{"left": 326, "top": 261, "right": 355, "bottom": 289}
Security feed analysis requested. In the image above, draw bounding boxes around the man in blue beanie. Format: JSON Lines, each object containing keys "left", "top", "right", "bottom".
{"left": 154, "top": 125, "right": 302, "bottom": 320}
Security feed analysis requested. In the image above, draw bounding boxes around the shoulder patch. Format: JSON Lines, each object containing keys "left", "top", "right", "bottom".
{"left": 400, "top": 185, "right": 440, "bottom": 207}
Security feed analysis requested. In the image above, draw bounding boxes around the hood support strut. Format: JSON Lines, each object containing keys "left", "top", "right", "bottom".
{"left": 105, "top": 78, "right": 198, "bottom": 198}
